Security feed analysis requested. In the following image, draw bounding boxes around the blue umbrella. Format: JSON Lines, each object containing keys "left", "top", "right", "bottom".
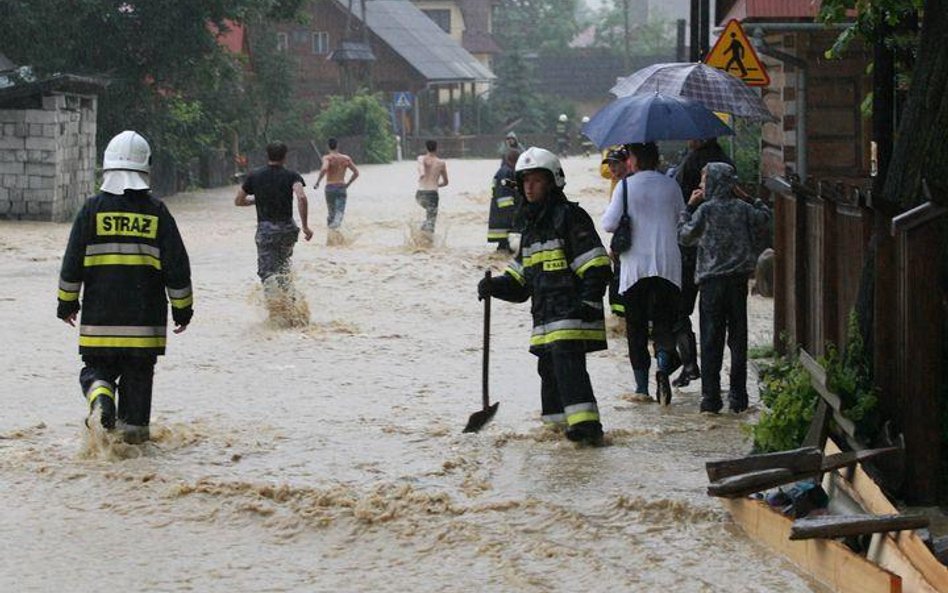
{"left": 581, "top": 93, "right": 735, "bottom": 149}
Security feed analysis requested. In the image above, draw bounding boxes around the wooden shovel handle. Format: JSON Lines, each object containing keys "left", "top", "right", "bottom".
{"left": 482, "top": 270, "right": 491, "bottom": 410}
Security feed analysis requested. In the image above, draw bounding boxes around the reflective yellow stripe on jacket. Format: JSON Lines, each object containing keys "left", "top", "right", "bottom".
{"left": 79, "top": 324, "right": 167, "bottom": 349}
{"left": 166, "top": 285, "right": 193, "bottom": 309}
{"left": 529, "top": 319, "right": 606, "bottom": 347}
{"left": 570, "top": 247, "right": 611, "bottom": 278}
{"left": 83, "top": 243, "right": 162, "bottom": 270}
{"left": 58, "top": 278, "right": 81, "bottom": 302}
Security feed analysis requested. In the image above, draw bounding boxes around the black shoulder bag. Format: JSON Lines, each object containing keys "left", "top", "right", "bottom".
{"left": 609, "top": 177, "right": 632, "bottom": 253}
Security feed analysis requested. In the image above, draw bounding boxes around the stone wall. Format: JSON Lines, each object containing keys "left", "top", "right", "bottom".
{"left": 0, "top": 92, "right": 97, "bottom": 222}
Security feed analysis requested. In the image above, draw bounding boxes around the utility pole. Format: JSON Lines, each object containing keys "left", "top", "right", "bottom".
{"left": 623, "top": 0, "right": 631, "bottom": 73}
{"left": 699, "top": 0, "right": 710, "bottom": 59}
{"left": 689, "top": 0, "right": 700, "bottom": 61}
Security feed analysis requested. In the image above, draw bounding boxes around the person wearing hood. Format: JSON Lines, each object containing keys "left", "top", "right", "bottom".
{"left": 478, "top": 147, "right": 612, "bottom": 446}
{"left": 56, "top": 131, "right": 193, "bottom": 443}
{"left": 678, "top": 161, "right": 771, "bottom": 414}
{"left": 671, "top": 137, "right": 735, "bottom": 389}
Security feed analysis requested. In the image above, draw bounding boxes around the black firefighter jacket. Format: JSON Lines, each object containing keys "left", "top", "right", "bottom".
{"left": 57, "top": 190, "right": 193, "bottom": 357}
{"left": 490, "top": 193, "right": 612, "bottom": 355}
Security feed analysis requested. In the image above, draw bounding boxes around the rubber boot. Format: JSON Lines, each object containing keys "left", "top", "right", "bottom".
{"left": 656, "top": 351, "right": 673, "bottom": 406}
{"left": 88, "top": 394, "right": 116, "bottom": 430}
{"left": 122, "top": 424, "right": 150, "bottom": 444}
{"left": 633, "top": 368, "right": 649, "bottom": 396}
{"left": 565, "top": 420, "right": 604, "bottom": 447}
{"left": 672, "top": 330, "right": 701, "bottom": 387}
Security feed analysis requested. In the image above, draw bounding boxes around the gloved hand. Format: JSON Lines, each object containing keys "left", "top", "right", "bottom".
{"left": 477, "top": 276, "right": 493, "bottom": 301}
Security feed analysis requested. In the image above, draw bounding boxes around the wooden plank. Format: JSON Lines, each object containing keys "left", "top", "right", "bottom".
{"left": 820, "top": 447, "right": 901, "bottom": 472}
{"left": 789, "top": 514, "right": 929, "bottom": 540}
{"left": 825, "top": 440, "right": 948, "bottom": 591}
{"left": 723, "top": 497, "right": 901, "bottom": 593}
{"left": 804, "top": 399, "right": 830, "bottom": 449}
{"left": 799, "top": 349, "right": 858, "bottom": 437}
{"left": 705, "top": 447, "right": 822, "bottom": 482}
{"left": 708, "top": 468, "right": 796, "bottom": 498}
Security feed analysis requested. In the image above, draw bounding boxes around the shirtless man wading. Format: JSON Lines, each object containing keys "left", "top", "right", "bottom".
{"left": 415, "top": 139, "right": 448, "bottom": 233}
{"left": 313, "top": 137, "right": 359, "bottom": 229}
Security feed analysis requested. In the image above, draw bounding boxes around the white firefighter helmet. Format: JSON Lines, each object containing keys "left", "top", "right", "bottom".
{"left": 558, "top": 113, "right": 568, "bottom": 122}
{"left": 515, "top": 147, "right": 566, "bottom": 188}
{"left": 581, "top": 116, "right": 590, "bottom": 123}
{"left": 100, "top": 130, "right": 151, "bottom": 194}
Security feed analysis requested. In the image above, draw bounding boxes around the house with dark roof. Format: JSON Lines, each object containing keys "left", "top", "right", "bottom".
{"left": 410, "top": 0, "right": 501, "bottom": 70}
{"left": 264, "top": 0, "right": 493, "bottom": 136}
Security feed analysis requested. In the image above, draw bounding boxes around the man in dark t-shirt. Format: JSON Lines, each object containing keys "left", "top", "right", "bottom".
{"left": 234, "top": 142, "right": 313, "bottom": 283}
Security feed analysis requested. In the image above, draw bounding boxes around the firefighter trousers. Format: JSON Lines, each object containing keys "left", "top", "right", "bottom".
{"left": 537, "top": 350, "right": 600, "bottom": 427}
{"left": 80, "top": 355, "right": 157, "bottom": 426}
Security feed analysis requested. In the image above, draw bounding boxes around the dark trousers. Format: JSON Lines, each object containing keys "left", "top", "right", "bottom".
{"left": 623, "top": 276, "right": 679, "bottom": 370}
{"left": 537, "top": 350, "right": 598, "bottom": 424}
{"left": 415, "top": 190, "right": 439, "bottom": 232}
{"left": 255, "top": 221, "right": 298, "bottom": 282}
{"left": 325, "top": 185, "right": 348, "bottom": 229}
{"left": 676, "top": 248, "right": 699, "bottom": 330}
{"left": 80, "top": 355, "right": 157, "bottom": 426}
{"left": 698, "top": 274, "right": 749, "bottom": 409}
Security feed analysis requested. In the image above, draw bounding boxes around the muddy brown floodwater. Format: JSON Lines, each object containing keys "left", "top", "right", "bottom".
{"left": 0, "top": 155, "right": 826, "bottom": 592}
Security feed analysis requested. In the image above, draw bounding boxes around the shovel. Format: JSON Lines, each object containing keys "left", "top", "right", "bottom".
{"left": 463, "top": 270, "right": 499, "bottom": 433}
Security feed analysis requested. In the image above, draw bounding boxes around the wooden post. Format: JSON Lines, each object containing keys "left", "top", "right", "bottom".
{"left": 891, "top": 202, "right": 947, "bottom": 504}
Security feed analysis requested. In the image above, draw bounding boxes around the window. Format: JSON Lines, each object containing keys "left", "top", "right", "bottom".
{"left": 422, "top": 9, "right": 451, "bottom": 34}
{"left": 276, "top": 32, "right": 288, "bottom": 52}
{"left": 312, "top": 31, "right": 329, "bottom": 55}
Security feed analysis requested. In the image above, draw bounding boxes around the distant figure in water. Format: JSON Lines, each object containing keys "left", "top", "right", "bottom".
{"left": 415, "top": 139, "right": 449, "bottom": 234}
{"left": 57, "top": 131, "right": 193, "bottom": 444}
{"left": 313, "top": 137, "right": 359, "bottom": 231}
{"left": 235, "top": 141, "right": 313, "bottom": 324}
{"left": 235, "top": 142, "right": 313, "bottom": 282}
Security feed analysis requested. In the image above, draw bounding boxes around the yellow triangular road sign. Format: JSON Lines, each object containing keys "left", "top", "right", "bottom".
{"left": 705, "top": 19, "right": 770, "bottom": 87}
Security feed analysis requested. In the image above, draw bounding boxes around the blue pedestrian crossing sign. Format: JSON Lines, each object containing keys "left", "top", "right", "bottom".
{"left": 393, "top": 91, "right": 413, "bottom": 110}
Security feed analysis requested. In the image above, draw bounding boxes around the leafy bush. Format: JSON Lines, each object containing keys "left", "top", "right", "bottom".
{"left": 751, "top": 349, "right": 819, "bottom": 452}
{"left": 312, "top": 91, "right": 395, "bottom": 164}
{"left": 823, "top": 311, "right": 879, "bottom": 441}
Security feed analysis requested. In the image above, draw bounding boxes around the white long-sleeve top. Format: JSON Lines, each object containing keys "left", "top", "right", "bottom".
{"left": 601, "top": 170, "right": 685, "bottom": 293}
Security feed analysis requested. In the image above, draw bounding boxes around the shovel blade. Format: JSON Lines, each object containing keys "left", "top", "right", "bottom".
{"left": 463, "top": 402, "right": 499, "bottom": 433}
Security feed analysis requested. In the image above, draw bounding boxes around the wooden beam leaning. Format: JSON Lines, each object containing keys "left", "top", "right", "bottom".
{"left": 708, "top": 468, "right": 803, "bottom": 498}
{"left": 798, "top": 349, "right": 858, "bottom": 439}
{"left": 789, "top": 513, "right": 930, "bottom": 540}
{"left": 706, "top": 446, "right": 822, "bottom": 482}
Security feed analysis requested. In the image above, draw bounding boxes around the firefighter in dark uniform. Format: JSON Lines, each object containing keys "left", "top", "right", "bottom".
{"left": 57, "top": 131, "right": 193, "bottom": 443}
{"left": 487, "top": 148, "right": 520, "bottom": 253}
{"left": 478, "top": 147, "right": 612, "bottom": 446}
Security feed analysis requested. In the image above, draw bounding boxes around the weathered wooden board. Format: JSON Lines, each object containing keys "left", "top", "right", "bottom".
{"left": 723, "top": 497, "right": 901, "bottom": 593}
{"left": 706, "top": 447, "right": 822, "bottom": 482}
{"left": 824, "top": 440, "right": 948, "bottom": 592}
{"left": 790, "top": 514, "right": 929, "bottom": 540}
{"left": 708, "top": 468, "right": 798, "bottom": 498}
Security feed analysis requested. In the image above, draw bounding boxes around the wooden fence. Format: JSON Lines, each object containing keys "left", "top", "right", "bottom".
{"left": 766, "top": 175, "right": 946, "bottom": 503}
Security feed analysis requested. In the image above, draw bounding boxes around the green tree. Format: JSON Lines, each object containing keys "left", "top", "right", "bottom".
{"left": 493, "top": 0, "right": 580, "bottom": 53}
{"left": 312, "top": 91, "right": 395, "bottom": 164}
{"left": 592, "top": 2, "right": 676, "bottom": 57}
{"left": 0, "top": 0, "right": 307, "bottom": 166}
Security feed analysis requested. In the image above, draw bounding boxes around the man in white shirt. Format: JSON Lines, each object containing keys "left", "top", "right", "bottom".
{"left": 601, "top": 142, "right": 685, "bottom": 405}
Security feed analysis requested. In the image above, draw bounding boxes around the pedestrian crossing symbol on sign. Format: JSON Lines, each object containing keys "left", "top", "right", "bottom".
{"left": 704, "top": 19, "right": 770, "bottom": 87}
{"left": 394, "top": 92, "right": 413, "bottom": 110}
